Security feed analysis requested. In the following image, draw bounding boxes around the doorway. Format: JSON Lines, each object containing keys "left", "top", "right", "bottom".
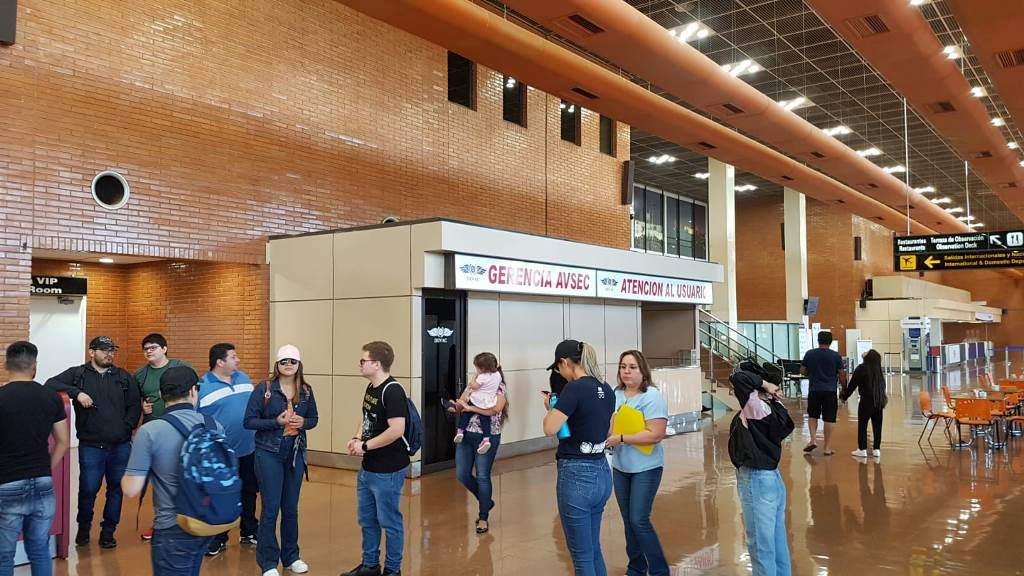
{"left": 30, "top": 294, "right": 87, "bottom": 448}
{"left": 421, "top": 290, "right": 466, "bottom": 473}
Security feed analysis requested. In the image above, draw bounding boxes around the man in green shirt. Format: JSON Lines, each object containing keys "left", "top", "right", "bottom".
{"left": 134, "top": 334, "right": 191, "bottom": 423}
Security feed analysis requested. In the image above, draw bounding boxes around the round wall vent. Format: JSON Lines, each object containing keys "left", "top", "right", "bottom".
{"left": 381, "top": 215, "right": 401, "bottom": 224}
{"left": 91, "top": 171, "right": 130, "bottom": 210}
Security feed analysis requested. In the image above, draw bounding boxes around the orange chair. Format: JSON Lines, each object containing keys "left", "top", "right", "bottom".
{"left": 1000, "top": 380, "right": 1024, "bottom": 392}
{"left": 918, "top": 391, "right": 955, "bottom": 445}
{"left": 942, "top": 386, "right": 956, "bottom": 411}
{"left": 954, "top": 398, "right": 997, "bottom": 449}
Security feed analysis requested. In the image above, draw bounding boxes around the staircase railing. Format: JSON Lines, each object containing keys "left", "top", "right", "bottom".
{"left": 698, "top": 309, "right": 781, "bottom": 367}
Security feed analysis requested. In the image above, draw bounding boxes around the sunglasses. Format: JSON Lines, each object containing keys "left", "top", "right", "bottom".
{"left": 359, "top": 359, "right": 378, "bottom": 366}
{"left": 278, "top": 359, "right": 299, "bottom": 366}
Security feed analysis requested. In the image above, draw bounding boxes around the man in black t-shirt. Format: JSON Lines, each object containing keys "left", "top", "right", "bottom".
{"left": 341, "top": 341, "right": 409, "bottom": 576}
{"left": 0, "top": 341, "right": 70, "bottom": 574}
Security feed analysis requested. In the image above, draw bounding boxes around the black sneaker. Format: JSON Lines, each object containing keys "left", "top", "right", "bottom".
{"left": 99, "top": 532, "right": 117, "bottom": 549}
{"left": 206, "top": 539, "right": 227, "bottom": 557}
{"left": 340, "top": 564, "right": 382, "bottom": 576}
{"left": 75, "top": 526, "right": 90, "bottom": 546}
{"left": 382, "top": 570, "right": 401, "bottom": 576}
{"left": 239, "top": 534, "right": 258, "bottom": 546}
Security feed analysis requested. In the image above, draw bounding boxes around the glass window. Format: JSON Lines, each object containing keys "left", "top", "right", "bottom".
{"left": 679, "top": 200, "right": 694, "bottom": 258}
{"left": 692, "top": 202, "right": 707, "bottom": 260}
{"left": 666, "top": 196, "right": 680, "bottom": 256}
{"left": 599, "top": 115, "right": 616, "bottom": 156}
{"left": 447, "top": 52, "right": 475, "bottom": 109}
{"left": 645, "top": 188, "right": 664, "bottom": 253}
{"left": 560, "top": 100, "right": 580, "bottom": 145}
{"left": 632, "top": 185, "right": 646, "bottom": 250}
{"left": 502, "top": 76, "right": 526, "bottom": 127}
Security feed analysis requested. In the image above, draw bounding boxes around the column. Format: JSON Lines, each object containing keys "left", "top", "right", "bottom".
{"left": 784, "top": 187, "right": 808, "bottom": 324}
{"left": 708, "top": 158, "right": 736, "bottom": 328}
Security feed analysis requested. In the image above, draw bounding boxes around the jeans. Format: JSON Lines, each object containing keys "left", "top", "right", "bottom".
{"left": 255, "top": 448, "right": 305, "bottom": 572}
{"left": 213, "top": 452, "right": 259, "bottom": 545}
{"left": 857, "top": 405, "right": 884, "bottom": 451}
{"left": 736, "top": 467, "right": 791, "bottom": 576}
{"left": 556, "top": 458, "right": 613, "bottom": 576}
{"left": 455, "top": 433, "right": 500, "bottom": 520}
{"left": 77, "top": 442, "right": 130, "bottom": 533}
{"left": 151, "top": 524, "right": 210, "bottom": 576}
{"left": 457, "top": 411, "right": 492, "bottom": 437}
{"left": 357, "top": 467, "right": 407, "bottom": 572}
{"left": 0, "top": 477, "right": 55, "bottom": 576}
{"left": 612, "top": 467, "right": 669, "bottom": 576}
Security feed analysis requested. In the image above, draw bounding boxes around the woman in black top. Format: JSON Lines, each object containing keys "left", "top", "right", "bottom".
{"left": 542, "top": 339, "right": 615, "bottom": 576}
{"left": 842, "top": 349, "right": 887, "bottom": 459}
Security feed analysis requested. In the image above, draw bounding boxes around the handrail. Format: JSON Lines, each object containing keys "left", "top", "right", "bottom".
{"left": 698, "top": 324, "right": 772, "bottom": 366}
{"left": 698, "top": 309, "right": 781, "bottom": 364}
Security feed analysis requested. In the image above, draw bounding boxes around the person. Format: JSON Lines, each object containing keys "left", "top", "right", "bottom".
{"left": 800, "top": 331, "right": 847, "bottom": 456}
{"left": 0, "top": 341, "right": 70, "bottom": 576}
{"left": 342, "top": 341, "right": 409, "bottom": 576}
{"left": 199, "top": 343, "right": 258, "bottom": 556}
{"left": 728, "top": 361, "right": 795, "bottom": 576}
{"left": 244, "top": 344, "right": 318, "bottom": 576}
{"left": 45, "top": 336, "right": 140, "bottom": 549}
{"left": 449, "top": 361, "right": 509, "bottom": 534}
{"left": 122, "top": 366, "right": 221, "bottom": 576}
{"left": 604, "top": 350, "right": 669, "bottom": 576}
{"left": 133, "top": 333, "right": 191, "bottom": 540}
{"left": 542, "top": 339, "right": 615, "bottom": 576}
{"left": 453, "top": 352, "right": 503, "bottom": 454}
{"left": 841, "top": 349, "right": 888, "bottom": 459}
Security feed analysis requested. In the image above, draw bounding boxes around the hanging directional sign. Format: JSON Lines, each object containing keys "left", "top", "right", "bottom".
{"left": 894, "top": 249, "right": 1024, "bottom": 271}
{"left": 893, "top": 230, "right": 1024, "bottom": 272}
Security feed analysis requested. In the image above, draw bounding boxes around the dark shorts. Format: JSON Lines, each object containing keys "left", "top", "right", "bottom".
{"left": 807, "top": 391, "right": 838, "bottom": 423}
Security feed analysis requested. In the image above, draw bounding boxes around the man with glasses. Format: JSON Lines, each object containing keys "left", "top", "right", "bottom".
{"left": 46, "top": 336, "right": 141, "bottom": 550}
{"left": 198, "top": 343, "right": 258, "bottom": 556}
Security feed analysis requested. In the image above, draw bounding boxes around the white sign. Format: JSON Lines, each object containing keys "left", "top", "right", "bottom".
{"left": 452, "top": 254, "right": 595, "bottom": 297}
{"left": 595, "top": 271, "right": 713, "bottom": 304}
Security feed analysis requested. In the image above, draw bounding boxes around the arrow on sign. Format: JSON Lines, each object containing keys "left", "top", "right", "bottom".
{"left": 990, "top": 235, "right": 1005, "bottom": 248}
{"left": 924, "top": 256, "right": 941, "bottom": 269}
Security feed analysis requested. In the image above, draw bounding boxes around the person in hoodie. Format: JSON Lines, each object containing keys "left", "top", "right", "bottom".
{"left": 728, "top": 361, "right": 795, "bottom": 576}
{"left": 841, "top": 349, "right": 888, "bottom": 460}
{"left": 198, "top": 343, "right": 258, "bottom": 556}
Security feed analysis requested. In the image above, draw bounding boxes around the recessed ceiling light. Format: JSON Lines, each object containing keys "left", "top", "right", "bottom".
{"left": 694, "top": 172, "right": 710, "bottom": 179}
{"left": 99, "top": 257, "right": 114, "bottom": 264}
{"left": 943, "top": 46, "right": 961, "bottom": 60}
{"left": 647, "top": 154, "right": 676, "bottom": 165}
{"left": 910, "top": 0, "right": 929, "bottom": 5}
{"left": 956, "top": 215, "right": 976, "bottom": 221}
{"left": 969, "top": 222, "right": 984, "bottom": 228}
{"left": 721, "top": 59, "right": 762, "bottom": 77}
{"left": 1019, "top": 160, "right": 1024, "bottom": 167}
{"left": 669, "top": 22, "right": 714, "bottom": 43}
{"left": 882, "top": 165, "right": 906, "bottom": 173}
{"left": 505, "top": 77, "right": 517, "bottom": 89}
{"left": 992, "top": 117, "right": 1005, "bottom": 127}
{"left": 822, "top": 125, "right": 852, "bottom": 137}
{"left": 945, "top": 207, "right": 964, "bottom": 214}
{"left": 735, "top": 184, "right": 758, "bottom": 192}
{"left": 856, "top": 147, "right": 882, "bottom": 157}
{"left": 930, "top": 196, "right": 953, "bottom": 205}
{"left": 913, "top": 186, "right": 936, "bottom": 193}
{"left": 777, "top": 96, "right": 811, "bottom": 111}
{"left": 1009, "top": 142, "right": 1019, "bottom": 150}
{"left": 970, "top": 87, "right": 987, "bottom": 98}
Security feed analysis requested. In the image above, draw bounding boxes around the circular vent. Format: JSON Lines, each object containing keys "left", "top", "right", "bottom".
{"left": 91, "top": 171, "right": 130, "bottom": 210}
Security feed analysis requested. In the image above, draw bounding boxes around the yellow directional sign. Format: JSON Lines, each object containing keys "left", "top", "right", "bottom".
{"left": 894, "top": 249, "right": 1024, "bottom": 271}
{"left": 923, "top": 256, "right": 940, "bottom": 269}
{"left": 898, "top": 255, "right": 916, "bottom": 271}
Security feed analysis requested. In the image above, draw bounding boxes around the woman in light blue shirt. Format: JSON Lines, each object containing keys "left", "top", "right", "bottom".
{"left": 605, "top": 350, "right": 669, "bottom": 576}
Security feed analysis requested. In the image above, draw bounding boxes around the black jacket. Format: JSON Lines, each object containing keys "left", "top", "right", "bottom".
{"left": 841, "top": 364, "right": 888, "bottom": 411}
{"left": 728, "top": 370, "right": 794, "bottom": 470}
{"left": 45, "top": 363, "right": 141, "bottom": 446}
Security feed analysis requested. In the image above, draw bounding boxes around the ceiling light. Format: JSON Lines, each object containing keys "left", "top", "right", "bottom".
{"left": 956, "top": 215, "right": 976, "bottom": 221}
{"left": 694, "top": 172, "right": 710, "bottom": 179}
{"left": 930, "top": 197, "right": 953, "bottom": 205}
{"left": 992, "top": 117, "right": 1005, "bottom": 127}
{"left": 945, "top": 207, "right": 964, "bottom": 214}
{"left": 669, "top": 22, "right": 714, "bottom": 43}
{"left": 1019, "top": 160, "right": 1024, "bottom": 167}
{"left": 721, "top": 59, "right": 762, "bottom": 77}
{"left": 735, "top": 184, "right": 758, "bottom": 192}
{"left": 647, "top": 154, "right": 676, "bottom": 165}
{"left": 970, "top": 86, "right": 987, "bottom": 98}
{"left": 822, "top": 125, "right": 852, "bottom": 137}
{"left": 505, "top": 77, "right": 517, "bottom": 89}
{"left": 943, "top": 45, "right": 961, "bottom": 59}
{"left": 777, "top": 96, "right": 810, "bottom": 111}
{"left": 856, "top": 147, "right": 882, "bottom": 157}
{"left": 1009, "top": 142, "right": 1019, "bottom": 150}
{"left": 882, "top": 165, "right": 906, "bottom": 173}
{"left": 969, "top": 222, "right": 984, "bottom": 228}
{"left": 98, "top": 257, "right": 114, "bottom": 264}
{"left": 910, "top": 0, "right": 930, "bottom": 5}
{"left": 913, "top": 186, "right": 936, "bottom": 193}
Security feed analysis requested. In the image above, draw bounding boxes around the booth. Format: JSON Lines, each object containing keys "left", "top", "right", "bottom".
{"left": 269, "top": 219, "right": 723, "bottom": 475}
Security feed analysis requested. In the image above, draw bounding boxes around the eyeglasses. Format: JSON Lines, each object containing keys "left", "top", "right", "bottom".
{"left": 359, "top": 359, "right": 378, "bottom": 366}
{"left": 143, "top": 345, "right": 162, "bottom": 352}
{"left": 278, "top": 359, "right": 299, "bottom": 366}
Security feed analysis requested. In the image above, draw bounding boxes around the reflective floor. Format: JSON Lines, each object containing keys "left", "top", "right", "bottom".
{"left": 23, "top": 364, "right": 1024, "bottom": 575}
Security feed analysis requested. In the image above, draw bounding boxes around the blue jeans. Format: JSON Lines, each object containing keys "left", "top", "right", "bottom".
{"left": 77, "top": 443, "right": 130, "bottom": 533}
{"left": 151, "top": 524, "right": 210, "bottom": 576}
{"left": 255, "top": 448, "right": 305, "bottom": 572}
{"left": 612, "top": 467, "right": 669, "bottom": 576}
{"left": 0, "top": 477, "right": 55, "bottom": 576}
{"left": 736, "top": 467, "right": 791, "bottom": 576}
{"left": 357, "top": 467, "right": 407, "bottom": 572}
{"left": 556, "top": 458, "right": 613, "bottom": 576}
{"left": 455, "top": 433, "right": 500, "bottom": 520}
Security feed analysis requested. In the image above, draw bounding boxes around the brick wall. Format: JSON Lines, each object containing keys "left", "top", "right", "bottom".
{"left": 0, "top": 0, "right": 629, "bottom": 356}
{"left": 30, "top": 259, "right": 269, "bottom": 377}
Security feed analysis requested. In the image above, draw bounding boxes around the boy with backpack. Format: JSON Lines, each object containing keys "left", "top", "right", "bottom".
{"left": 342, "top": 341, "right": 418, "bottom": 576}
{"left": 122, "top": 366, "right": 241, "bottom": 576}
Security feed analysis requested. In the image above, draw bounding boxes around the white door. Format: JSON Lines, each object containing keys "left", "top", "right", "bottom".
{"left": 30, "top": 294, "right": 87, "bottom": 448}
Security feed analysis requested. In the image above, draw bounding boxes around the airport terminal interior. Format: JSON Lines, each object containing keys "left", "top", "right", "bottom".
{"left": 3, "top": 0, "right": 1024, "bottom": 574}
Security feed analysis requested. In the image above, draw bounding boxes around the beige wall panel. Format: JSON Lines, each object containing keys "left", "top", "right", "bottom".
{"left": 409, "top": 296, "right": 422, "bottom": 380}
{"left": 467, "top": 293, "right": 501, "bottom": 362}
{"left": 334, "top": 227, "right": 412, "bottom": 299}
{"left": 331, "top": 376, "right": 368, "bottom": 454}
{"left": 604, "top": 303, "right": 641, "bottom": 363}
{"left": 333, "top": 297, "right": 412, "bottom": 378}
{"left": 270, "top": 300, "right": 333, "bottom": 375}
{"left": 568, "top": 298, "right": 607, "bottom": 365}
{"left": 498, "top": 296, "right": 565, "bottom": 371}
{"left": 499, "top": 368, "right": 550, "bottom": 444}
{"left": 270, "top": 234, "right": 334, "bottom": 302}
{"left": 305, "top": 375, "right": 333, "bottom": 452}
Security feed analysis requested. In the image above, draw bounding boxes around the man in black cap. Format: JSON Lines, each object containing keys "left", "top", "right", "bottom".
{"left": 46, "top": 335, "right": 141, "bottom": 549}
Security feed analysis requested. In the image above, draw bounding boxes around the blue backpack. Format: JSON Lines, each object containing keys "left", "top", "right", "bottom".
{"left": 161, "top": 413, "right": 241, "bottom": 536}
{"left": 382, "top": 381, "right": 423, "bottom": 456}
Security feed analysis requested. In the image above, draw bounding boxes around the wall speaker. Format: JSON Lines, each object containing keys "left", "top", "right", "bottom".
{"left": 0, "top": 0, "right": 16, "bottom": 45}
{"left": 621, "top": 159, "right": 634, "bottom": 205}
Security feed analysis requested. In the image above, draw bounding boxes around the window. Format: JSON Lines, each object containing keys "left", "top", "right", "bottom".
{"left": 645, "top": 188, "right": 664, "bottom": 253}
{"left": 502, "top": 76, "right": 526, "bottom": 127}
{"left": 692, "top": 202, "right": 708, "bottom": 260}
{"left": 631, "top": 184, "right": 708, "bottom": 260}
{"left": 447, "top": 52, "right": 475, "bottom": 109}
{"left": 678, "top": 199, "right": 694, "bottom": 257}
{"left": 666, "top": 198, "right": 679, "bottom": 256}
{"left": 560, "top": 100, "right": 581, "bottom": 145}
{"left": 599, "top": 115, "right": 616, "bottom": 156}
{"left": 632, "top": 185, "right": 646, "bottom": 249}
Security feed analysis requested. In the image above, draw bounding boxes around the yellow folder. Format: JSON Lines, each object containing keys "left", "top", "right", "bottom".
{"left": 613, "top": 404, "right": 655, "bottom": 455}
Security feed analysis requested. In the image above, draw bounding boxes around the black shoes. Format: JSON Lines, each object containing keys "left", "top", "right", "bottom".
{"left": 239, "top": 534, "right": 258, "bottom": 546}
{"left": 382, "top": 570, "right": 401, "bottom": 576}
{"left": 99, "top": 531, "right": 117, "bottom": 549}
{"left": 206, "top": 539, "right": 227, "bottom": 557}
{"left": 75, "top": 526, "right": 89, "bottom": 546}
{"left": 341, "top": 564, "right": 382, "bottom": 576}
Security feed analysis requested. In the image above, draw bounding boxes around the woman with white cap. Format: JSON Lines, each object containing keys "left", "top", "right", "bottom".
{"left": 243, "top": 345, "right": 319, "bottom": 576}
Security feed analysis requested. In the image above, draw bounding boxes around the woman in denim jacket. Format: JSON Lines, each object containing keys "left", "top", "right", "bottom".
{"left": 244, "top": 344, "right": 319, "bottom": 576}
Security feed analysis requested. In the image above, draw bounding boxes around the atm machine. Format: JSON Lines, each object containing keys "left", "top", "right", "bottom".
{"left": 901, "top": 316, "right": 931, "bottom": 371}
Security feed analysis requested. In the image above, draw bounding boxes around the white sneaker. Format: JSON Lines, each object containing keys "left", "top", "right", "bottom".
{"left": 287, "top": 560, "right": 309, "bottom": 574}
{"left": 263, "top": 570, "right": 280, "bottom": 576}
{"left": 851, "top": 449, "right": 868, "bottom": 458}
{"left": 873, "top": 449, "right": 881, "bottom": 459}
